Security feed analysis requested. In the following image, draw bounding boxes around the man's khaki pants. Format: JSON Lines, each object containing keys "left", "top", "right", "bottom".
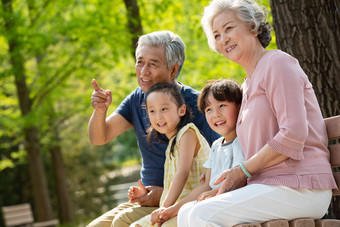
{"left": 87, "top": 202, "right": 177, "bottom": 227}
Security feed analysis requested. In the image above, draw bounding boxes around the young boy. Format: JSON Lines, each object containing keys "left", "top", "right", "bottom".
{"left": 193, "top": 79, "right": 245, "bottom": 200}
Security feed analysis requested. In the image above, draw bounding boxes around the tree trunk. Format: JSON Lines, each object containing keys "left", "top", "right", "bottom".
{"left": 50, "top": 117, "right": 75, "bottom": 224}
{"left": 123, "top": 0, "right": 143, "bottom": 58}
{"left": 270, "top": 0, "right": 340, "bottom": 118}
{"left": 270, "top": 0, "right": 340, "bottom": 219}
{"left": 25, "top": 1, "right": 75, "bottom": 223}
{"left": 1, "top": 0, "right": 54, "bottom": 221}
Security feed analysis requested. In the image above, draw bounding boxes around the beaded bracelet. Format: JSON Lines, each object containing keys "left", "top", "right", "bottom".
{"left": 240, "top": 162, "right": 252, "bottom": 178}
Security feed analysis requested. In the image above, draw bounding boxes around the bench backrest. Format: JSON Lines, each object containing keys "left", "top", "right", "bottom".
{"left": 324, "top": 115, "right": 340, "bottom": 195}
{"left": 1, "top": 203, "right": 34, "bottom": 227}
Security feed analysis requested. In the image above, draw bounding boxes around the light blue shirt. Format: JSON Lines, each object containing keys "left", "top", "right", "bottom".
{"left": 203, "top": 137, "right": 245, "bottom": 189}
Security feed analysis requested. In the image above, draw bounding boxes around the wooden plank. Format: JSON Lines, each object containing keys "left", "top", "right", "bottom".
{"left": 325, "top": 115, "right": 340, "bottom": 140}
{"left": 3, "top": 210, "right": 32, "bottom": 219}
{"left": 262, "top": 220, "right": 289, "bottom": 227}
{"left": 1, "top": 203, "right": 34, "bottom": 227}
{"left": 289, "top": 218, "right": 315, "bottom": 227}
{"left": 4, "top": 214, "right": 34, "bottom": 227}
{"left": 315, "top": 219, "right": 340, "bottom": 227}
{"left": 32, "top": 219, "right": 59, "bottom": 227}
{"left": 233, "top": 223, "right": 261, "bottom": 227}
{"left": 333, "top": 172, "right": 340, "bottom": 196}
{"left": 329, "top": 144, "right": 340, "bottom": 167}
{"left": 1, "top": 203, "right": 31, "bottom": 213}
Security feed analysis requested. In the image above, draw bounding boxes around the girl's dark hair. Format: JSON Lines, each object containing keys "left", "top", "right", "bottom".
{"left": 146, "top": 83, "right": 192, "bottom": 158}
{"left": 198, "top": 79, "right": 242, "bottom": 113}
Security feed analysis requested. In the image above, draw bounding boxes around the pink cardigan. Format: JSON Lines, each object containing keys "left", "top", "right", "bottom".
{"left": 236, "top": 50, "right": 337, "bottom": 190}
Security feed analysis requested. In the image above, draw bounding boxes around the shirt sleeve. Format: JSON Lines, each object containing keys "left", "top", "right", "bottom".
{"left": 203, "top": 140, "right": 218, "bottom": 169}
{"left": 114, "top": 90, "right": 135, "bottom": 124}
{"left": 263, "top": 53, "right": 311, "bottom": 160}
{"left": 231, "top": 138, "right": 245, "bottom": 168}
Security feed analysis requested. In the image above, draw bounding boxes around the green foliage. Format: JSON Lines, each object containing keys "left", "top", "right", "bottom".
{"left": 0, "top": 0, "right": 275, "bottom": 225}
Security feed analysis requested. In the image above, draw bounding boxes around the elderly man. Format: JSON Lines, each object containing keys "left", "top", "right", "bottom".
{"left": 87, "top": 30, "right": 219, "bottom": 227}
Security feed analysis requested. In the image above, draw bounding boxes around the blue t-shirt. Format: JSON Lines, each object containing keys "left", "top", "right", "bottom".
{"left": 115, "top": 83, "right": 220, "bottom": 187}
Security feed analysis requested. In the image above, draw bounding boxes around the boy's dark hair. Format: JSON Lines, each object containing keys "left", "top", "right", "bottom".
{"left": 146, "top": 83, "right": 192, "bottom": 158}
{"left": 198, "top": 79, "right": 242, "bottom": 114}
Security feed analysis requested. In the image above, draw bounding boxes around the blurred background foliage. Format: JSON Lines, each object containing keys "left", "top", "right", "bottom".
{"left": 0, "top": 0, "right": 275, "bottom": 226}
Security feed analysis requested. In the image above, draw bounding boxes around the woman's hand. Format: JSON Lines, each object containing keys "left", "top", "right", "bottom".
{"left": 197, "top": 188, "right": 219, "bottom": 202}
{"left": 214, "top": 166, "right": 247, "bottom": 195}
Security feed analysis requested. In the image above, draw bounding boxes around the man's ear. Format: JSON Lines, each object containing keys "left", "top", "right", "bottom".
{"left": 170, "top": 63, "right": 179, "bottom": 81}
{"left": 179, "top": 104, "right": 186, "bottom": 117}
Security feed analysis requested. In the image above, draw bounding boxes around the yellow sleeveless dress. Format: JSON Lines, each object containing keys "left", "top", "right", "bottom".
{"left": 130, "top": 123, "right": 211, "bottom": 227}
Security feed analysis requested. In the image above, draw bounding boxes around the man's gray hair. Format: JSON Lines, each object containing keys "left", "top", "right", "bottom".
{"left": 136, "top": 30, "right": 185, "bottom": 79}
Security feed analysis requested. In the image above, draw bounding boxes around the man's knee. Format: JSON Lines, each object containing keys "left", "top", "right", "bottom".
{"left": 111, "top": 211, "right": 132, "bottom": 227}
{"left": 87, "top": 217, "right": 113, "bottom": 227}
{"left": 112, "top": 205, "right": 157, "bottom": 227}
{"left": 87, "top": 202, "right": 136, "bottom": 227}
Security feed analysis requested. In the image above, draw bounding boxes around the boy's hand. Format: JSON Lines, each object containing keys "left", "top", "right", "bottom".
{"left": 91, "top": 79, "right": 112, "bottom": 114}
{"left": 128, "top": 179, "right": 148, "bottom": 202}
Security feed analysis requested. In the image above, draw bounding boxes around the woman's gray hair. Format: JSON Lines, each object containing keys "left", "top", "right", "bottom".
{"left": 136, "top": 30, "right": 185, "bottom": 80}
{"left": 201, "top": 0, "right": 272, "bottom": 52}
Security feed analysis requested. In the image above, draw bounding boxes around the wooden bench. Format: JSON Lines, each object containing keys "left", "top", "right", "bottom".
{"left": 1, "top": 203, "right": 59, "bottom": 227}
{"left": 234, "top": 115, "right": 340, "bottom": 227}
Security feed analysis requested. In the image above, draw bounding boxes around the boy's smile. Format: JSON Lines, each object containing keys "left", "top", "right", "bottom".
{"left": 204, "top": 92, "right": 239, "bottom": 142}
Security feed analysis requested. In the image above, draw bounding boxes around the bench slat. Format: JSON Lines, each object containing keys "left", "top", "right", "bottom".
{"left": 329, "top": 144, "right": 340, "bottom": 167}
{"left": 324, "top": 116, "right": 340, "bottom": 140}
{"left": 1, "top": 203, "right": 58, "bottom": 227}
{"left": 32, "top": 219, "right": 59, "bottom": 227}
{"left": 315, "top": 219, "right": 340, "bottom": 227}
{"left": 333, "top": 172, "right": 340, "bottom": 196}
{"left": 262, "top": 220, "right": 289, "bottom": 227}
{"left": 1, "top": 203, "right": 31, "bottom": 213}
{"left": 4, "top": 216, "right": 34, "bottom": 227}
{"left": 233, "top": 223, "right": 262, "bottom": 227}
{"left": 289, "top": 218, "right": 315, "bottom": 227}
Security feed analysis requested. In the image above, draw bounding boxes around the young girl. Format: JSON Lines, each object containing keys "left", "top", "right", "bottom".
{"left": 176, "top": 79, "right": 245, "bottom": 226}
{"left": 129, "top": 83, "right": 211, "bottom": 227}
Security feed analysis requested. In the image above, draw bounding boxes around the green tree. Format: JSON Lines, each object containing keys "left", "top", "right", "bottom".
{"left": 1, "top": 0, "right": 54, "bottom": 221}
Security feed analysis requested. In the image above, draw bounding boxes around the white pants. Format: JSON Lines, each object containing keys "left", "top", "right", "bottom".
{"left": 177, "top": 184, "right": 332, "bottom": 227}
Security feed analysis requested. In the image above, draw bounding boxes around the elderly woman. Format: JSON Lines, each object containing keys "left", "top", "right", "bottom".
{"left": 177, "top": 0, "right": 337, "bottom": 226}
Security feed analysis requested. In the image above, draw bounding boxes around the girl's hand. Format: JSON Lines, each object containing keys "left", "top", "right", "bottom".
{"left": 214, "top": 166, "right": 247, "bottom": 195}
{"left": 128, "top": 179, "right": 148, "bottom": 202}
{"left": 150, "top": 207, "right": 164, "bottom": 226}
{"left": 197, "top": 188, "right": 219, "bottom": 202}
{"left": 159, "top": 204, "right": 179, "bottom": 221}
